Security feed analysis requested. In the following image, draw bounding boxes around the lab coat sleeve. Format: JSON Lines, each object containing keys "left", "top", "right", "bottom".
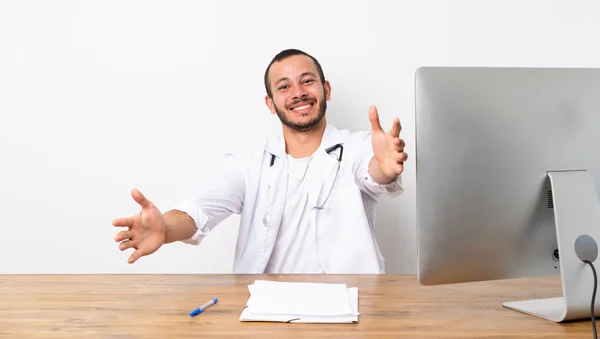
{"left": 169, "top": 153, "right": 246, "bottom": 245}
{"left": 352, "top": 132, "right": 404, "bottom": 201}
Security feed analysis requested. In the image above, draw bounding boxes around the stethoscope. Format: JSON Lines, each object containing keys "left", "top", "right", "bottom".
{"left": 263, "top": 143, "right": 344, "bottom": 227}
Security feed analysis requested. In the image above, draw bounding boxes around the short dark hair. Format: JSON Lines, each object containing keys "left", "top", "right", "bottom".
{"left": 264, "top": 49, "right": 326, "bottom": 98}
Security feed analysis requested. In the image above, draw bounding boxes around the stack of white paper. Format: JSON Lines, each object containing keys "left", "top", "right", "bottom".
{"left": 239, "top": 280, "right": 359, "bottom": 323}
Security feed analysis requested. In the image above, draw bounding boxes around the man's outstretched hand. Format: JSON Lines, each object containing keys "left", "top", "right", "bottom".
{"left": 112, "top": 189, "right": 166, "bottom": 264}
{"left": 368, "top": 105, "right": 408, "bottom": 184}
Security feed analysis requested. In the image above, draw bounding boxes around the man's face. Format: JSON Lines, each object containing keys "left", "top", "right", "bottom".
{"left": 265, "top": 55, "right": 331, "bottom": 132}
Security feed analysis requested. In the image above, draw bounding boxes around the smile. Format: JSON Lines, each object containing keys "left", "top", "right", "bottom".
{"left": 290, "top": 102, "right": 314, "bottom": 114}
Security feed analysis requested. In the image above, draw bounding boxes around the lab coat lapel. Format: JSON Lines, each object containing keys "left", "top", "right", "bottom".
{"left": 266, "top": 158, "right": 287, "bottom": 232}
{"left": 307, "top": 124, "right": 344, "bottom": 209}
{"left": 264, "top": 133, "right": 287, "bottom": 233}
{"left": 306, "top": 150, "right": 336, "bottom": 209}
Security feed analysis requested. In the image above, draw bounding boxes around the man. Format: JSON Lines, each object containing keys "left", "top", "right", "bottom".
{"left": 112, "top": 49, "right": 407, "bottom": 273}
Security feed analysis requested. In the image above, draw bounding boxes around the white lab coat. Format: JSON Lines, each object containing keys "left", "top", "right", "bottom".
{"left": 172, "top": 123, "right": 404, "bottom": 273}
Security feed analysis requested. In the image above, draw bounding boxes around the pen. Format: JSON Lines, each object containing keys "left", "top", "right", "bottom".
{"left": 189, "top": 298, "right": 218, "bottom": 317}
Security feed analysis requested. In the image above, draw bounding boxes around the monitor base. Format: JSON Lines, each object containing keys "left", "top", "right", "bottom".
{"left": 503, "top": 297, "right": 566, "bottom": 322}
{"left": 502, "top": 170, "right": 600, "bottom": 322}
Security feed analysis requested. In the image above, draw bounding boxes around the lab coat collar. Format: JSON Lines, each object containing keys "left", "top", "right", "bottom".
{"left": 264, "top": 123, "right": 345, "bottom": 159}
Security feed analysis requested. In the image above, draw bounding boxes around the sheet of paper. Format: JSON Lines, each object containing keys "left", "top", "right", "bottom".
{"left": 239, "top": 280, "right": 359, "bottom": 323}
{"left": 248, "top": 280, "right": 354, "bottom": 317}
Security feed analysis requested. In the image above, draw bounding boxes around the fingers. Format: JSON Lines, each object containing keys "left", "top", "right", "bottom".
{"left": 397, "top": 152, "right": 408, "bottom": 163}
{"left": 118, "top": 239, "right": 146, "bottom": 264}
{"left": 389, "top": 117, "right": 402, "bottom": 137}
{"left": 395, "top": 163, "right": 404, "bottom": 175}
{"left": 119, "top": 240, "right": 144, "bottom": 263}
{"left": 393, "top": 137, "right": 405, "bottom": 151}
{"left": 119, "top": 240, "right": 136, "bottom": 251}
{"left": 131, "top": 188, "right": 153, "bottom": 209}
{"left": 114, "top": 230, "right": 133, "bottom": 242}
{"left": 370, "top": 106, "right": 402, "bottom": 139}
{"left": 368, "top": 106, "right": 383, "bottom": 133}
{"left": 128, "top": 249, "right": 143, "bottom": 264}
{"left": 112, "top": 216, "right": 134, "bottom": 228}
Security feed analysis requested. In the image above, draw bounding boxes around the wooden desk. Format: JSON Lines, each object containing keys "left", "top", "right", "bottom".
{"left": 0, "top": 274, "right": 591, "bottom": 338}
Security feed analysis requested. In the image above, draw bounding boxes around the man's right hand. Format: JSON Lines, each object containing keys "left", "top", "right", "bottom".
{"left": 112, "top": 189, "right": 166, "bottom": 264}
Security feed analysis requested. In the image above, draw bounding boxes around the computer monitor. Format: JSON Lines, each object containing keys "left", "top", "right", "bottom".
{"left": 415, "top": 66, "right": 600, "bottom": 323}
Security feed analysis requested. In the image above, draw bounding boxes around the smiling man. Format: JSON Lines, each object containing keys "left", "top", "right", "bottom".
{"left": 112, "top": 48, "right": 407, "bottom": 274}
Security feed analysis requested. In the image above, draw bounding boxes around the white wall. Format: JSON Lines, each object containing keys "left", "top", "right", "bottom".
{"left": 1, "top": 0, "right": 599, "bottom": 274}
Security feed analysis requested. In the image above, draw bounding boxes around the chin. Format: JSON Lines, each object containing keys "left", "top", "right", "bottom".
{"left": 292, "top": 114, "right": 318, "bottom": 124}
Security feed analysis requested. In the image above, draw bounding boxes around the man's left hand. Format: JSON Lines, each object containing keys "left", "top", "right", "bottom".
{"left": 368, "top": 105, "right": 408, "bottom": 184}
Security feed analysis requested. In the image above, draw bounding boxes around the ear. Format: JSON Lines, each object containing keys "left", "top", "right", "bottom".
{"left": 324, "top": 80, "right": 332, "bottom": 101}
{"left": 265, "top": 95, "right": 276, "bottom": 114}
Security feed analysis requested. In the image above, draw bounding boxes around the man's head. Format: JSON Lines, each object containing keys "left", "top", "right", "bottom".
{"left": 264, "top": 49, "right": 331, "bottom": 132}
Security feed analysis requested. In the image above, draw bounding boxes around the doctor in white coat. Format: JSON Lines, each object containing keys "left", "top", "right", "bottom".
{"left": 112, "top": 49, "right": 408, "bottom": 274}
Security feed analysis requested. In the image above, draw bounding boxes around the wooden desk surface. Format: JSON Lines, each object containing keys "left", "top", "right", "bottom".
{"left": 0, "top": 274, "right": 592, "bottom": 338}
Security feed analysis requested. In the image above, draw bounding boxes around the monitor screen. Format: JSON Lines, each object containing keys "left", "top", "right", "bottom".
{"left": 415, "top": 66, "right": 600, "bottom": 284}
{"left": 414, "top": 66, "right": 600, "bottom": 322}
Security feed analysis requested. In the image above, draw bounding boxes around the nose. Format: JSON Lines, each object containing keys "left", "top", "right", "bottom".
{"left": 292, "top": 86, "right": 308, "bottom": 101}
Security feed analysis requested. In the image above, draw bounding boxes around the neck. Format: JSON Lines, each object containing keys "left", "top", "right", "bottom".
{"left": 282, "top": 119, "right": 327, "bottom": 158}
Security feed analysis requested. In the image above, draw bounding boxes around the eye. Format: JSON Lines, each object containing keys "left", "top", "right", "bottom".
{"left": 303, "top": 79, "right": 315, "bottom": 84}
{"left": 277, "top": 84, "right": 288, "bottom": 91}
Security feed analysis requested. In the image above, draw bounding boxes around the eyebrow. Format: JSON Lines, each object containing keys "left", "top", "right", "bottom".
{"left": 274, "top": 72, "right": 317, "bottom": 87}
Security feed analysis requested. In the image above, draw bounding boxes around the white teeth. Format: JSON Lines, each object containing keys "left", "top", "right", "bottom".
{"left": 293, "top": 104, "right": 311, "bottom": 111}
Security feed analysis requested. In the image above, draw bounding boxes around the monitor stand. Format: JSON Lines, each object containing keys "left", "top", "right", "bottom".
{"left": 502, "top": 170, "right": 600, "bottom": 322}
